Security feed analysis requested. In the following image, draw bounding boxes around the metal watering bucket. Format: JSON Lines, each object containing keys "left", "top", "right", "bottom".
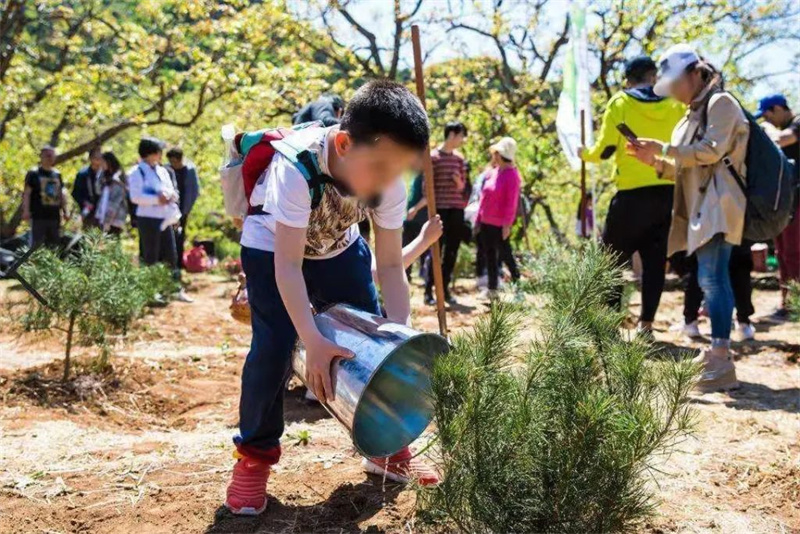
{"left": 292, "top": 304, "right": 449, "bottom": 458}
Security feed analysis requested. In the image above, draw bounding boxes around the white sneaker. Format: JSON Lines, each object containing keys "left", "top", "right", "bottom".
{"left": 736, "top": 322, "right": 755, "bottom": 341}
{"left": 476, "top": 275, "right": 488, "bottom": 289}
{"left": 175, "top": 288, "right": 194, "bottom": 303}
{"left": 682, "top": 321, "right": 702, "bottom": 339}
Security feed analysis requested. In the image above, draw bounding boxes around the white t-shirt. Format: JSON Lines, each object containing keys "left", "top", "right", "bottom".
{"left": 240, "top": 129, "right": 407, "bottom": 260}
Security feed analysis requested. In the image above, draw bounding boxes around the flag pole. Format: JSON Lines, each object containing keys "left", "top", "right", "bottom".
{"left": 411, "top": 24, "right": 447, "bottom": 336}
{"left": 580, "top": 109, "right": 587, "bottom": 238}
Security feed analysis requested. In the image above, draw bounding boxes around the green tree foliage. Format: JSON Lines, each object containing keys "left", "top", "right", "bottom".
{"left": 19, "top": 232, "right": 177, "bottom": 380}
{"left": 2, "top": 0, "right": 798, "bottom": 245}
{"left": 422, "top": 243, "right": 697, "bottom": 533}
{"left": 0, "top": 0, "right": 324, "bottom": 236}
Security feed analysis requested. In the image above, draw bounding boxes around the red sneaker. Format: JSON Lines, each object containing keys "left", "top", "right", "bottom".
{"left": 362, "top": 446, "right": 440, "bottom": 486}
{"left": 224, "top": 454, "right": 270, "bottom": 515}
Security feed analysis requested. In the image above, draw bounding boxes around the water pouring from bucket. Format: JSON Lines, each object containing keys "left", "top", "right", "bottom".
{"left": 292, "top": 304, "right": 449, "bottom": 458}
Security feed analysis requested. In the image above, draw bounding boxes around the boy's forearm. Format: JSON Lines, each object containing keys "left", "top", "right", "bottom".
{"left": 378, "top": 264, "right": 411, "bottom": 325}
{"left": 275, "top": 260, "right": 322, "bottom": 344}
{"left": 373, "top": 226, "right": 411, "bottom": 324}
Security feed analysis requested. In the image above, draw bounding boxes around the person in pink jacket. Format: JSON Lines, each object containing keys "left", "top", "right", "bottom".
{"left": 477, "top": 137, "right": 521, "bottom": 295}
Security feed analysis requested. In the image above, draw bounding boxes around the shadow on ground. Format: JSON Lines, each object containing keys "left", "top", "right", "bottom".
{"left": 283, "top": 384, "right": 332, "bottom": 425}
{"left": 691, "top": 381, "right": 800, "bottom": 414}
{"left": 205, "top": 480, "right": 403, "bottom": 534}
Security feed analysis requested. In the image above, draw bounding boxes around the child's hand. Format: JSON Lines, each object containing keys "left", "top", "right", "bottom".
{"left": 421, "top": 215, "right": 443, "bottom": 246}
{"left": 305, "top": 335, "right": 354, "bottom": 403}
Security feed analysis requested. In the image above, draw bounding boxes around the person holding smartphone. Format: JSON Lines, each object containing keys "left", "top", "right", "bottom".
{"left": 579, "top": 56, "right": 685, "bottom": 336}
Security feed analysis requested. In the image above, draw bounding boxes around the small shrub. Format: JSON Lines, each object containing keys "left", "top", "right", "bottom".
{"left": 788, "top": 281, "right": 800, "bottom": 321}
{"left": 214, "top": 236, "right": 241, "bottom": 261}
{"left": 421, "top": 242, "right": 697, "bottom": 533}
{"left": 19, "top": 231, "right": 177, "bottom": 380}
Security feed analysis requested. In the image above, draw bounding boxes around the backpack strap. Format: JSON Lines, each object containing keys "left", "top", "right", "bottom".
{"left": 722, "top": 155, "right": 747, "bottom": 195}
{"left": 271, "top": 130, "right": 333, "bottom": 210}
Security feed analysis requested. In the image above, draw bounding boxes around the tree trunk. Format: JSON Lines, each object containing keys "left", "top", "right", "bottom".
{"left": 63, "top": 311, "right": 76, "bottom": 382}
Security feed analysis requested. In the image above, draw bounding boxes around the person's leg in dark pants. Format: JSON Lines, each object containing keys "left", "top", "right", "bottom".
{"left": 602, "top": 192, "right": 637, "bottom": 311}
{"left": 729, "top": 244, "right": 754, "bottom": 340}
{"left": 475, "top": 228, "right": 486, "bottom": 279}
{"left": 158, "top": 225, "right": 179, "bottom": 281}
{"left": 235, "top": 246, "right": 297, "bottom": 461}
{"left": 683, "top": 255, "right": 703, "bottom": 325}
{"left": 30, "top": 219, "right": 60, "bottom": 249}
{"left": 176, "top": 214, "right": 189, "bottom": 270}
{"left": 440, "top": 209, "right": 464, "bottom": 299}
{"left": 425, "top": 208, "right": 463, "bottom": 302}
{"left": 235, "top": 238, "right": 380, "bottom": 462}
{"left": 137, "top": 217, "right": 162, "bottom": 266}
{"left": 499, "top": 238, "right": 519, "bottom": 282}
{"left": 637, "top": 218, "right": 669, "bottom": 323}
{"left": 227, "top": 245, "right": 295, "bottom": 515}
{"left": 480, "top": 224, "right": 502, "bottom": 291}
{"left": 636, "top": 187, "right": 672, "bottom": 325}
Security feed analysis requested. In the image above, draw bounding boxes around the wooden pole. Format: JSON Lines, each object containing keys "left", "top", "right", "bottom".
{"left": 579, "top": 109, "right": 587, "bottom": 238}
{"left": 411, "top": 24, "right": 447, "bottom": 336}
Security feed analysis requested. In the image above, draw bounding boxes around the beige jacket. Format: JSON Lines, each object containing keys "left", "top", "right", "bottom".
{"left": 662, "top": 80, "right": 749, "bottom": 256}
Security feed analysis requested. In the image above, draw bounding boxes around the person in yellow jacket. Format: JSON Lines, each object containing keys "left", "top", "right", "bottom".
{"left": 579, "top": 56, "right": 685, "bottom": 335}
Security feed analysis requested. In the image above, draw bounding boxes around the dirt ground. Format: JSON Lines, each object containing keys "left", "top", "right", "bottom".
{"left": 0, "top": 271, "right": 798, "bottom": 534}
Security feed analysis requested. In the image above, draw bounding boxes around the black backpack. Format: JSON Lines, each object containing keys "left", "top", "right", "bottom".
{"left": 711, "top": 93, "right": 798, "bottom": 242}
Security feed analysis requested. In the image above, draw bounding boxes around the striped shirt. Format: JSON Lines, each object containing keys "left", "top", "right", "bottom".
{"left": 429, "top": 149, "right": 467, "bottom": 210}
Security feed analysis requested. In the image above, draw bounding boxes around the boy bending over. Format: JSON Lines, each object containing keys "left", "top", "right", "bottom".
{"left": 226, "top": 80, "right": 438, "bottom": 515}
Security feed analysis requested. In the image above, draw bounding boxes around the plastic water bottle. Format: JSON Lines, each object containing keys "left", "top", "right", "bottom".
{"left": 220, "top": 123, "right": 239, "bottom": 168}
{"left": 221, "top": 123, "right": 235, "bottom": 143}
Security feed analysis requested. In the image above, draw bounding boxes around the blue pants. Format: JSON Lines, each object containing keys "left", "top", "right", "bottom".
{"left": 235, "top": 238, "right": 380, "bottom": 459}
{"left": 696, "top": 234, "right": 734, "bottom": 344}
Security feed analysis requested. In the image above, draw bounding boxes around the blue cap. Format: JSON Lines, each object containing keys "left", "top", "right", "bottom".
{"left": 754, "top": 94, "right": 788, "bottom": 118}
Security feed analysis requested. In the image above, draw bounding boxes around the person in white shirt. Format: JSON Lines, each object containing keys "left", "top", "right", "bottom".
{"left": 225, "top": 80, "right": 439, "bottom": 516}
{"left": 128, "top": 137, "right": 191, "bottom": 301}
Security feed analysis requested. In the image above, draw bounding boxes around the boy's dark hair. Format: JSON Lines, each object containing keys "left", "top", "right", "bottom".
{"left": 323, "top": 93, "right": 345, "bottom": 113}
{"left": 138, "top": 137, "right": 165, "bottom": 159}
{"left": 340, "top": 80, "right": 429, "bottom": 151}
{"left": 624, "top": 55, "right": 657, "bottom": 85}
{"left": 166, "top": 147, "right": 184, "bottom": 161}
{"left": 88, "top": 145, "right": 102, "bottom": 159}
{"left": 444, "top": 121, "right": 467, "bottom": 140}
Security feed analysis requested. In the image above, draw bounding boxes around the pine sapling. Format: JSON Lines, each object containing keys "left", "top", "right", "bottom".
{"left": 19, "top": 231, "right": 177, "bottom": 380}
{"left": 421, "top": 242, "right": 698, "bottom": 533}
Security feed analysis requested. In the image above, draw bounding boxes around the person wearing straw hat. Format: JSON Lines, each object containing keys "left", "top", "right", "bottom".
{"left": 476, "top": 137, "right": 521, "bottom": 298}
